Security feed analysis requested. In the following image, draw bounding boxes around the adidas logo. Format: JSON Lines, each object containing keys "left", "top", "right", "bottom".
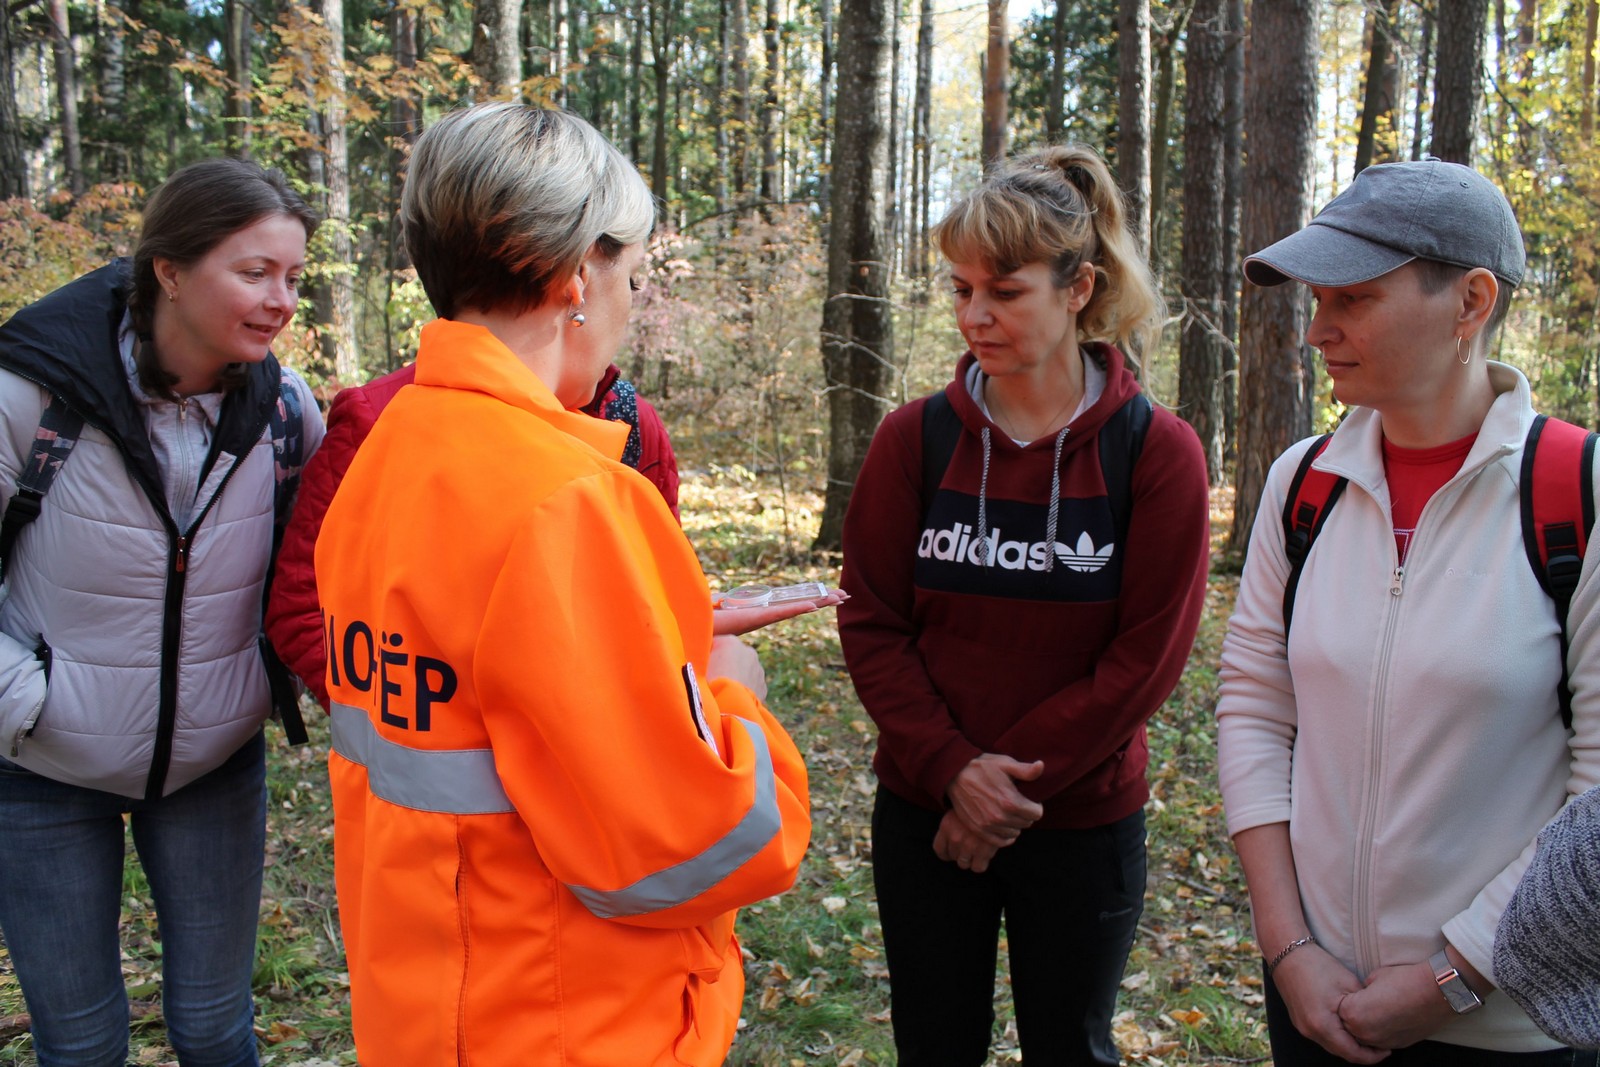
{"left": 1054, "top": 531, "right": 1116, "bottom": 573}
{"left": 917, "top": 523, "right": 1115, "bottom": 573}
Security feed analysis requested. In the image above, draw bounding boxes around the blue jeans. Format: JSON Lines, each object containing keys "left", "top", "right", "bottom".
{"left": 0, "top": 732, "right": 266, "bottom": 1067}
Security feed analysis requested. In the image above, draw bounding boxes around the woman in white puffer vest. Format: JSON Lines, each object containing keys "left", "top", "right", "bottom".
{"left": 0, "top": 158, "right": 324, "bottom": 1067}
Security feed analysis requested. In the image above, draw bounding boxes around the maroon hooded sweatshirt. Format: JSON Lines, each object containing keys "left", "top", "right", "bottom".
{"left": 839, "top": 345, "right": 1210, "bottom": 828}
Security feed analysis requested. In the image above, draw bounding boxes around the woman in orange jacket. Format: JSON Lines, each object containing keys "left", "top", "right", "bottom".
{"left": 314, "top": 103, "right": 812, "bottom": 1067}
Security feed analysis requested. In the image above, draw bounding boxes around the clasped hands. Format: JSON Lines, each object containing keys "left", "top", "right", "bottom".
{"left": 932, "top": 753, "right": 1044, "bottom": 873}
{"left": 1275, "top": 943, "right": 1463, "bottom": 1064}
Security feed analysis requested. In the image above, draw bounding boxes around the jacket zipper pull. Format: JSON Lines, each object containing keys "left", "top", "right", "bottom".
{"left": 1389, "top": 565, "right": 1405, "bottom": 596}
{"left": 175, "top": 535, "right": 188, "bottom": 574}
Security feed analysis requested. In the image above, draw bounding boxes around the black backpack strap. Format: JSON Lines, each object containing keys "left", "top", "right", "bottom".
{"left": 263, "top": 371, "right": 309, "bottom": 746}
{"left": 920, "top": 390, "right": 963, "bottom": 523}
{"left": 0, "top": 394, "right": 86, "bottom": 584}
{"left": 1520, "top": 414, "right": 1597, "bottom": 731}
{"left": 1096, "top": 393, "right": 1153, "bottom": 549}
{"left": 1280, "top": 434, "right": 1347, "bottom": 641}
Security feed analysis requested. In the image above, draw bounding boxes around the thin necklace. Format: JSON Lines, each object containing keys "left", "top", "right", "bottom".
{"left": 986, "top": 377, "right": 1080, "bottom": 442}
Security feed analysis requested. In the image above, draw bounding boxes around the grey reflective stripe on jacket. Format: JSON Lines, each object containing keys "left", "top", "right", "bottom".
{"left": 330, "top": 701, "right": 513, "bottom": 815}
{"left": 330, "top": 702, "right": 783, "bottom": 918}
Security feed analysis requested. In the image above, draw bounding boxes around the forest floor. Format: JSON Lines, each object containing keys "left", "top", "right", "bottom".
{"left": 0, "top": 465, "right": 1267, "bottom": 1066}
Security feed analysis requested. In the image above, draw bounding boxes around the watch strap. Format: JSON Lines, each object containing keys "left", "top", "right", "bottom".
{"left": 1430, "top": 949, "right": 1484, "bottom": 1014}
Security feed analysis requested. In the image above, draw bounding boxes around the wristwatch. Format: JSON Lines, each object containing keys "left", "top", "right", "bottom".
{"left": 1430, "top": 949, "right": 1484, "bottom": 1014}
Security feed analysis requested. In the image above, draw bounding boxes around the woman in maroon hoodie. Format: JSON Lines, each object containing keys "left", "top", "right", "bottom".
{"left": 839, "top": 144, "right": 1211, "bottom": 1066}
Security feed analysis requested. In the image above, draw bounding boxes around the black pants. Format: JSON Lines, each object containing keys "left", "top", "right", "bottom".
{"left": 1264, "top": 962, "right": 1598, "bottom": 1066}
{"left": 871, "top": 787, "right": 1146, "bottom": 1067}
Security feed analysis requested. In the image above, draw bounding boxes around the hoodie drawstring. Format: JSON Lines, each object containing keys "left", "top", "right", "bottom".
{"left": 975, "top": 426, "right": 992, "bottom": 565}
{"left": 1043, "top": 426, "right": 1069, "bottom": 572}
{"left": 974, "top": 424, "right": 1069, "bottom": 570}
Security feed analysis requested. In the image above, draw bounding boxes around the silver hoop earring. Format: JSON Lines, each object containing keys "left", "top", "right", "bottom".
{"left": 1457, "top": 336, "right": 1470, "bottom": 365}
{"left": 570, "top": 312, "right": 586, "bottom": 327}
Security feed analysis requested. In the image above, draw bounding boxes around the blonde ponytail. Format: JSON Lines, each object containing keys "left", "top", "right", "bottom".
{"left": 934, "top": 143, "right": 1166, "bottom": 356}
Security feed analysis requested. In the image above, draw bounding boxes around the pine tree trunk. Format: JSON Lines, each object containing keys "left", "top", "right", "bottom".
{"left": 819, "top": 0, "right": 833, "bottom": 217}
{"left": 760, "top": 0, "right": 780, "bottom": 209}
{"left": 1047, "top": 0, "right": 1068, "bottom": 142}
{"left": 981, "top": 0, "right": 1008, "bottom": 169}
{"left": 1116, "top": 0, "right": 1151, "bottom": 255}
{"left": 650, "top": 0, "right": 673, "bottom": 216}
{"left": 1232, "top": 0, "right": 1319, "bottom": 551}
{"left": 1, "top": 6, "right": 29, "bottom": 199}
{"left": 1354, "top": 0, "right": 1399, "bottom": 174}
{"left": 1179, "top": 0, "right": 1226, "bottom": 484}
{"left": 1431, "top": 0, "right": 1489, "bottom": 163}
{"left": 816, "top": 0, "right": 895, "bottom": 550}
{"left": 48, "top": 0, "right": 84, "bottom": 196}
{"left": 1149, "top": 1, "right": 1190, "bottom": 261}
{"left": 1221, "top": 0, "right": 1243, "bottom": 457}
{"left": 732, "top": 0, "right": 750, "bottom": 200}
{"left": 912, "top": 0, "right": 933, "bottom": 278}
{"left": 224, "top": 0, "right": 253, "bottom": 157}
{"left": 1582, "top": 0, "right": 1598, "bottom": 143}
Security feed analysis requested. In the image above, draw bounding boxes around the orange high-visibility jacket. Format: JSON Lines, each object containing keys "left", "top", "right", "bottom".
{"left": 315, "top": 320, "right": 811, "bottom": 1067}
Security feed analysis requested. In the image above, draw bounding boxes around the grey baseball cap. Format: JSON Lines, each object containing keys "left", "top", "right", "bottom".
{"left": 1244, "top": 158, "right": 1526, "bottom": 289}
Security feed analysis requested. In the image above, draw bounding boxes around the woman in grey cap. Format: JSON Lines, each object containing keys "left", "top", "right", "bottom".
{"left": 1216, "top": 157, "right": 1600, "bottom": 1066}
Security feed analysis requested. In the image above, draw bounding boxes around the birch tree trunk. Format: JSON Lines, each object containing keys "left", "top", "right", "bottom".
{"left": 473, "top": 0, "right": 522, "bottom": 98}
{"left": 315, "top": 0, "right": 358, "bottom": 383}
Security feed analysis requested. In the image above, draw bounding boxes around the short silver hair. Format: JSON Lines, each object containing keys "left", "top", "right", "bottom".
{"left": 402, "top": 103, "right": 655, "bottom": 319}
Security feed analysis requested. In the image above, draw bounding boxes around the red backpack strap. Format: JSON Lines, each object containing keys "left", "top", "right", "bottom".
{"left": 1280, "top": 434, "right": 1348, "bottom": 641}
{"left": 1521, "top": 414, "right": 1597, "bottom": 730}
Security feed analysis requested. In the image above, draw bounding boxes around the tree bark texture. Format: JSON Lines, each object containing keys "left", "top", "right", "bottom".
{"left": 315, "top": 0, "right": 359, "bottom": 383}
{"left": 981, "top": 0, "right": 1008, "bottom": 169}
{"left": 1412, "top": 2, "right": 1432, "bottom": 159}
{"left": 1430, "top": 0, "right": 1489, "bottom": 163}
{"left": 1179, "top": 0, "right": 1226, "bottom": 484}
{"left": 94, "top": 1, "right": 128, "bottom": 179}
{"left": 1150, "top": 0, "right": 1191, "bottom": 260}
{"left": 473, "top": 0, "right": 522, "bottom": 98}
{"left": 1354, "top": 0, "right": 1399, "bottom": 173}
{"left": 0, "top": 7, "right": 28, "bottom": 199}
{"left": 1232, "top": 0, "right": 1319, "bottom": 551}
{"left": 819, "top": 0, "right": 834, "bottom": 215}
{"left": 760, "top": 0, "right": 780, "bottom": 208}
{"left": 48, "top": 0, "right": 84, "bottom": 195}
{"left": 1047, "top": 0, "right": 1068, "bottom": 142}
{"left": 912, "top": 0, "right": 934, "bottom": 278}
{"left": 816, "top": 0, "right": 895, "bottom": 550}
{"left": 1582, "top": 0, "right": 1598, "bottom": 142}
{"left": 224, "top": 0, "right": 253, "bottom": 157}
{"left": 1116, "top": 0, "right": 1151, "bottom": 254}
{"left": 650, "top": 0, "right": 676, "bottom": 215}
{"left": 1221, "top": 0, "right": 1243, "bottom": 456}
{"left": 732, "top": 0, "right": 750, "bottom": 199}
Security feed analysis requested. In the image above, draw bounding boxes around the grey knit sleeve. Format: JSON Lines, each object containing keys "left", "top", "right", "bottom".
{"left": 1494, "top": 785, "right": 1600, "bottom": 1050}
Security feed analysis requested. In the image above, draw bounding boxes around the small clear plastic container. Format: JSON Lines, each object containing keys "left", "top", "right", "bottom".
{"left": 717, "top": 582, "right": 828, "bottom": 609}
